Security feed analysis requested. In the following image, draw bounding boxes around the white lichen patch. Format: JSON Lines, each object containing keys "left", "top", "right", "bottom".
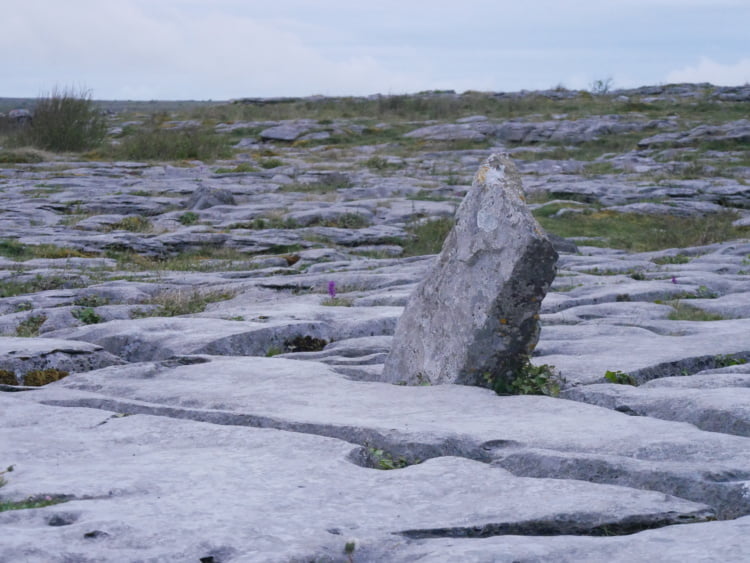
{"left": 477, "top": 207, "right": 499, "bottom": 232}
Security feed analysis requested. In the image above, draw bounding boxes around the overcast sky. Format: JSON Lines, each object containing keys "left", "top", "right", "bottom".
{"left": 5, "top": 0, "right": 749, "bottom": 100}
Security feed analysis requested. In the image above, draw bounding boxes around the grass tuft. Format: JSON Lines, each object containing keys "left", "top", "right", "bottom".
{"left": 72, "top": 307, "right": 102, "bottom": 324}
{"left": 107, "top": 216, "right": 153, "bottom": 233}
{"left": 0, "top": 276, "right": 73, "bottom": 298}
{"left": 15, "top": 314, "right": 47, "bottom": 337}
{"left": 131, "top": 288, "right": 236, "bottom": 317}
{"left": 322, "top": 297, "right": 353, "bottom": 307}
{"left": 214, "top": 162, "right": 258, "bottom": 174}
{"left": 667, "top": 301, "right": 727, "bottom": 321}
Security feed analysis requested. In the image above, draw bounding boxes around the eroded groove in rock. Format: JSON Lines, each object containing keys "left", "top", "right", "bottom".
{"left": 37, "top": 394, "right": 750, "bottom": 520}
{"left": 38, "top": 397, "right": 490, "bottom": 465}
{"left": 398, "top": 510, "right": 714, "bottom": 539}
{"left": 629, "top": 353, "right": 750, "bottom": 383}
{"left": 493, "top": 449, "right": 750, "bottom": 520}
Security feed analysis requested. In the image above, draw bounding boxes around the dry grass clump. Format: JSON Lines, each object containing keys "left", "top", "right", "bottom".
{"left": 23, "top": 369, "right": 70, "bottom": 386}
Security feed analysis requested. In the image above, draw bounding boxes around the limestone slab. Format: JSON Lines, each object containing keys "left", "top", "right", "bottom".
{"left": 23, "top": 356, "right": 750, "bottom": 517}
{"left": 0, "top": 336, "right": 123, "bottom": 383}
{"left": 534, "top": 318, "right": 750, "bottom": 384}
{"left": 0, "top": 395, "right": 712, "bottom": 563}
{"left": 563, "top": 383, "right": 750, "bottom": 436}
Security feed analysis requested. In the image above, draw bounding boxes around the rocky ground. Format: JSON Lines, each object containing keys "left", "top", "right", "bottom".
{"left": 1, "top": 83, "right": 750, "bottom": 562}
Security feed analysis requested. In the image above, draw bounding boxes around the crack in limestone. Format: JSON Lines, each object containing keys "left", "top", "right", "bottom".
{"left": 398, "top": 510, "right": 714, "bottom": 539}
{"left": 38, "top": 396, "right": 495, "bottom": 466}
{"left": 493, "top": 449, "right": 750, "bottom": 520}
{"left": 36, "top": 396, "right": 750, "bottom": 520}
{"left": 628, "top": 353, "right": 750, "bottom": 384}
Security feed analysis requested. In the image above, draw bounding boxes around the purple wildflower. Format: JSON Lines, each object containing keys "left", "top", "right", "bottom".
{"left": 671, "top": 276, "right": 677, "bottom": 284}
{"left": 328, "top": 281, "right": 336, "bottom": 299}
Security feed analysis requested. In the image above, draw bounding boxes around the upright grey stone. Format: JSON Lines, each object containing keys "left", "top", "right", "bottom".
{"left": 382, "top": 154, "right": 558, "bottom": 389}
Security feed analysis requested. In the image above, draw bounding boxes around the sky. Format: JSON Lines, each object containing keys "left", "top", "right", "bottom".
{"left": 4, "top": 0, "right": 750, "bottom": 100}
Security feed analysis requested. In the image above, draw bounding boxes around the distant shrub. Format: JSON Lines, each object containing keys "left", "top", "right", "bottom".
{"left": 589, "top": 77, "right": 614, "bottom": 95}
{"left": 20, "top": 87, "right": 106, "bottom": 152}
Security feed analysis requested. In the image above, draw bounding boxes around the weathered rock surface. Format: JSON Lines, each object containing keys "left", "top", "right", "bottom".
{"left": 364, "top": 516, "right": 750, "bottom": 562}
{"left": 0, "top": 337, "right": 123, "bottom": 384}
{"left": 2, "top": 84, "right": 750, "bottom": 561}
{"left": 259, "top": 120, "right": 319, "bottom": 141}
{"left": 185, "top": 185, "right": 236, "bottom": 209}
{"left": 382, "top": 154, "right": 558, "bottom": 387}
{"left": 638, "top": 119, "right": 750, "bottom": 148}
{"left": 19, "top": 356, "right": 750, "bottom": 519}
{"left": 0, "top": 394, "right": 714, "bottom": 562}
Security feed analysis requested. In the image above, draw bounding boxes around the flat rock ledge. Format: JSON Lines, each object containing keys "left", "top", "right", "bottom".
{"left": 0, "top": 337, "right": 123, "bottom": 386}
{"left": 0, "top": 370, "right": 722, "bottom": 562}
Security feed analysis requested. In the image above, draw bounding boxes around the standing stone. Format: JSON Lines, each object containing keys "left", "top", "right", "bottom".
{"left": 382, "top": 154, "right": 558, "bottom": 389}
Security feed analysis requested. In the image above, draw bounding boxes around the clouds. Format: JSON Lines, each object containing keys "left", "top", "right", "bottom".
{"left": 3, "top": 0, "right": 750, "bottom": 99}
{"left": 666, "top": 58, "right": 750, "bottom": 87}
{"left": 3, "top": 1, "right": 436, "bottom": 98}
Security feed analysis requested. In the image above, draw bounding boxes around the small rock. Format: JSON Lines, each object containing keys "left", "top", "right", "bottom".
{"left": 185, "top": 187, "right": 236, "bottom": 210}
